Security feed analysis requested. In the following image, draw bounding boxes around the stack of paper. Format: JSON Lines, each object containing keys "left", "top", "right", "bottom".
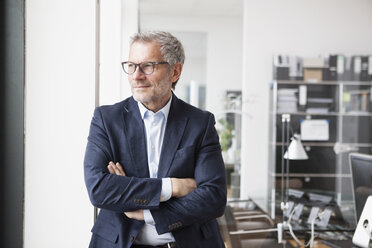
{"left": 277, "top": 88, "right": 298, "bottom": 112}
{"left": 305, "top": 97, "right": 333, "bottom": 113}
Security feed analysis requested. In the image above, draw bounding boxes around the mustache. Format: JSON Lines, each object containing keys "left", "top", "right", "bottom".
{"left": 131, "top": 81, "right": 151, "bottom": 87}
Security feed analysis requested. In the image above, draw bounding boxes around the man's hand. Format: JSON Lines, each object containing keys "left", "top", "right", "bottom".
{"left": 171, "top": 178, "right": 197, "bottom": 198}
{"left": 107, "top": 162, "right": 195, "bottom": 217}
{"left": 107, "top": 161, "right": 126, "bottom": 176}
{"left": 107, "top": 162, "right": 144, "bottom": 220}
{"left": 124, "top": 209, "right": 144, "bottom": 221}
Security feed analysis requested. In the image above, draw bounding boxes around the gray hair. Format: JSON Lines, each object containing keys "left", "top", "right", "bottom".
{"left": 130, "top": 31, "right": 185, "bottom": 89}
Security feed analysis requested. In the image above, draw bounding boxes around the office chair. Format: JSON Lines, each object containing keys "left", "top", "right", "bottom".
{"left": 219, "top": 205, "right": 280, "bottom": 248}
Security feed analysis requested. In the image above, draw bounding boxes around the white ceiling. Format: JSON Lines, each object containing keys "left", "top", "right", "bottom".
{"left": 139, "top": 0, "right": 243, "bottom": 17}
{"left": 138, "top": 0, "right": 243, "bottom": 59}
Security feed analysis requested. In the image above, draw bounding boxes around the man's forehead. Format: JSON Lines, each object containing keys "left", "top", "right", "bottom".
{"left": 129, "top": 41, "right": 163, "bottom": 60}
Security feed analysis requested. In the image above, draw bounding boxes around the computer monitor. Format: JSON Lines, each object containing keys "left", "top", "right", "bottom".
{"left": 350, "top": 153, "right": 372, "bottom": 223}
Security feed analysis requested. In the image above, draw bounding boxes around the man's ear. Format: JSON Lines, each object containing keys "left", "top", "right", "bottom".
{"left": 170, "top": 63, "right": 183, "bottom": 83}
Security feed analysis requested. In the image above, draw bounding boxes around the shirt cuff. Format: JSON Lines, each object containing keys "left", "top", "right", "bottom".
{"left": 160, "top": 178, "right": 172, "bottom": 202}
{"left": 143, "top": 209, "right": 155, "bottom": 225}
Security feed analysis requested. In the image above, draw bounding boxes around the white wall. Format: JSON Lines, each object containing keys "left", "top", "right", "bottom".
{"left": 24, "top": 0, "right": 139, "bottom": 246}
{"left": 174, "top": 55, "right": 207, "bottom": 103}
{"left": 241, "top": 0, "right": 372, "bottom": 204}
{"left": 99, "top": 0, "right": 122, "bottom": 105}
{"left": 141, "top": 15, "right": 243, "bottom": 115}
{"left": 99, "top": 0, "right": 138, "bottom": 105}
{"left": 24, "top": 0, "right": 95, "bottom": 247}
{"left": 121, "top": 0, "right": 139, "bottom": 100}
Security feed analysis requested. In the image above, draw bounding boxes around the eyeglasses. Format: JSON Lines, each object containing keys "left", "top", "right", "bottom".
{"left": 121, "top": 61, "right": 169, "bottom": 75}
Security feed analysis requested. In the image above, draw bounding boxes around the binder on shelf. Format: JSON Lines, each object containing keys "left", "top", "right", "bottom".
{"left": 289, "top": 56, "right": 303, "bottom": 80}
{"left": 360, "top": 56, "right": 369, "bottom": 81}
{"left": 343, "top": 56, "right": 353, "bottom": 81}
{"left": 273, "top": 54, "right": 290, "bottom": 80}
{"left": 327, "top": 54, "right": 338, "bottom": 81}
{"left": 337, "top": 55, "right": 345, "bottom": 76}
{"left": 352, "top": 56, "right": 362, "bottom": 81}
{"left": 368, "top": 56, "right": 372, "bottom": 81}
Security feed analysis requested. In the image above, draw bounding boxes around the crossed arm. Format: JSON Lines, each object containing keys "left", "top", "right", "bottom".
{"left": 85, "top": 108, "right": 226, "bottom": 232}
{"left": 107, "top": 161, "right": 196, "bottom": 220}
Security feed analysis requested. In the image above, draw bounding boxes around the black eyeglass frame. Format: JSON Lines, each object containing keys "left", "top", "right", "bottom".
{"left": 121, "top": 61, "right": 169, "bottom": 75}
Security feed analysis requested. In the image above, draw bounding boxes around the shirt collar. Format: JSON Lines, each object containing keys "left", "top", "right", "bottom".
{"left": 137, "top": 94, "right": 172, "bottom": 121}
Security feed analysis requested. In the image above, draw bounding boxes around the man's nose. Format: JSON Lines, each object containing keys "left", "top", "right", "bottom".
{"left": 131, "top": 66, "right": 146, "bottom": 80}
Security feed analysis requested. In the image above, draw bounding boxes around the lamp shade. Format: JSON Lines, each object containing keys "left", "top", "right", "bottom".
{"left": 284, "top": 134, "right": 309, "bottom": 160}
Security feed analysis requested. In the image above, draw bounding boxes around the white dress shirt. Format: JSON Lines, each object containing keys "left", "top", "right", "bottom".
{"left": 135, "top": 95, "right": 176, "bottom": 245}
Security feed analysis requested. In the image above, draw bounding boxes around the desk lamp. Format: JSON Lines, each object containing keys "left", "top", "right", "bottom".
{"left": 278, "top": 114, "right": 309, "bottom": 245}
{"left": 280, "top": 114, "right": 308, "bottom": 216}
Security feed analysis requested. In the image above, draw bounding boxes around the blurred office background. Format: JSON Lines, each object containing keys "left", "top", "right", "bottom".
{"left": 1, "top": 0, "right": 372, "bottom": 247}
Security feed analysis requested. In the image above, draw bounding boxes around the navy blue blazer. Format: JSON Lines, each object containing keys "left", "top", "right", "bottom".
{"left": 84, "top": 93, "right": 227, "bottom": 248}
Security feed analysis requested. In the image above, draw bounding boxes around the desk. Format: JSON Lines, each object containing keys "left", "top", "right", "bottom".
{"left": 288, "top": 239, "right": 354, "bottom": 248}
{"left": 219, "top": 198, "right": 355, "bottom": 248}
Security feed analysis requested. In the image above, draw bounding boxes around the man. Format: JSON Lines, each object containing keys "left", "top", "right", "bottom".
{"left": 84, "top": 31, "right": 227, "bottom": 248}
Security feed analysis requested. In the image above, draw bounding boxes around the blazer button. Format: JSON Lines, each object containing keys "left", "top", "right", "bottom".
{"left": 144, "top": 199, "right": 149, "bottom": 205}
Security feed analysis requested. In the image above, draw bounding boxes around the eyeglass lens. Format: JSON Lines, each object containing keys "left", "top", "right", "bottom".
{"left": 123, "top": 62, "right": 155, "bottom": 75}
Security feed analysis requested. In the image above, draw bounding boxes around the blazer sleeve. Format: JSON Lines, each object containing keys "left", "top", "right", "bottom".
{"left": 150, "top": 113, "right": 227, "bottom": 234}
{"left": 84, "top": 107, "right": 163, "bottom": 212}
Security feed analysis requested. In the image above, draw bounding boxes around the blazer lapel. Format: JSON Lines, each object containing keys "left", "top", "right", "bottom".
{"left": 158, "top": 95, "right": 188, "bottom": 178}
{"left": 122, "top": 98, "right": 150, "bottom": 178}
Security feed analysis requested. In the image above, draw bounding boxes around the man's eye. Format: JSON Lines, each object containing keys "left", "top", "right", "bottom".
{"left": 142, "top": 63, "right": 153, "bottom": 68}
{"left": 127, "top": 63, "right": 135, "bottom": 68}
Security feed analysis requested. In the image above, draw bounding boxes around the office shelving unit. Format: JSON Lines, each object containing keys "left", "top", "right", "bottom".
{"left": 268, "top": 80, "right": 372, "bottom": 220}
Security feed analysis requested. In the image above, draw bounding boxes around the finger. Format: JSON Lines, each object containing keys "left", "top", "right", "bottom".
{"left": 116, "top": 162, "right": 126, "bottom": 176}
{"left": 124, "top": 210, "right": 144, "bottom": 220}
{"left": 107, "top": 162, "right": 115, "bottom": 174}
{"left": 124, "top": 212, "right": 131, "bottom": 218}
{"left": 124, "top": 211, "right": 135, "bottom": 219}
{"left": 112, "top": 164, "right": 122, "bottom": 176}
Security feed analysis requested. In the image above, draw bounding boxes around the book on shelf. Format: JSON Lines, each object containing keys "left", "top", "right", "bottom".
{"left": 343, "top": 89, "right": 370, "bottom": 113}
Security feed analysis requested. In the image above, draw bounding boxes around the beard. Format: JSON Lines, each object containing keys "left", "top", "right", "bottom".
{"left": 130, "top": 78, "right": 172, "bottom": 110}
